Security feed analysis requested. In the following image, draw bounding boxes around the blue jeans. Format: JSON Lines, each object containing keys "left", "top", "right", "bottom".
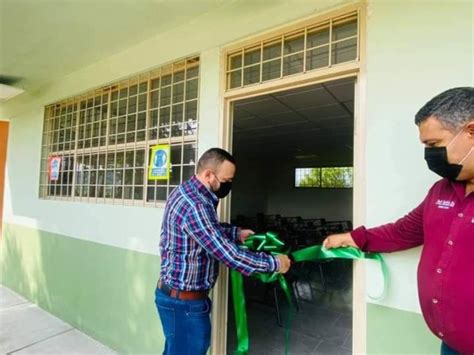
{"left": 155, "top": 288, "right": 212, "bottom": 355}
{"left": 441, "top": 342, "right": 459, "bottom": 355}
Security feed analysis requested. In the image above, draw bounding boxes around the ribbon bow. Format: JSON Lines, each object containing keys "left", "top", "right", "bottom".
{"left": 230, "top": 231, "right": 388, "bottom": 355}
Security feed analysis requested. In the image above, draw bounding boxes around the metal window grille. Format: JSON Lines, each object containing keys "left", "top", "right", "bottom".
{"left": 39, "top": 57, "right": 200, "bottom": 206}
{"left": 226, "top": 12, "right": 358, "bottom": 90}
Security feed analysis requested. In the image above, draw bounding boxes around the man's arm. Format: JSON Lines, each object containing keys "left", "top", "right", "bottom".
{"left": 219, "top": 223, "right": 240, "bottom": 242}
{"left": 184, "top": 203, "right": 290, "bottom": 276}
{"left": 324, "top": 199, "right": 425, "bottom": 253}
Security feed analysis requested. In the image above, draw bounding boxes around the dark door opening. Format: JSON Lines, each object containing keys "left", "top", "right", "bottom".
{"left": 226, "top": 78, "right": 355, "bottom": 354}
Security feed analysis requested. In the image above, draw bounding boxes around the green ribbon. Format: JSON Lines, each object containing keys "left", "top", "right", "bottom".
{"left": 231, "top": 232, "right": 388, "bottom": 355}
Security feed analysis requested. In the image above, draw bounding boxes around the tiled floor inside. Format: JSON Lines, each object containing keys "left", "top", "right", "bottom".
{"left": 227, "top": 259, "right": 353, "bottom": 355}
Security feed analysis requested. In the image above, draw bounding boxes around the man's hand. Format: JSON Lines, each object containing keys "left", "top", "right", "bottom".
{"left": 323, "top": 232, "right": 358, "bottom": 249}
{"left": 276, "top": 255, "right": 291, "bottom": 274}
{"left": 238, "top": 229, "right": 254, "bottom": 243}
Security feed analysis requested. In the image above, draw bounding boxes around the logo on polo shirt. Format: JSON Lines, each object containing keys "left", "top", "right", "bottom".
{"left": 435, "top": 199, "right": 455, "bottom": 210}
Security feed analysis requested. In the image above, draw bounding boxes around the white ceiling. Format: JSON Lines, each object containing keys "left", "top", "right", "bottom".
{"left": 0, "top": 0, "right": 230, "bottom": 90}
{"left": 233, "top": 77, "right": 355, "bottom": 166}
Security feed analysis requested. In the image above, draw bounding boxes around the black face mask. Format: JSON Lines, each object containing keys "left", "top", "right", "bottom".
{"left": 214, "top": 181, "right": 232, "bottom": 199}
{"left": 424, "top": 147, "right": 462, "bottom": 180}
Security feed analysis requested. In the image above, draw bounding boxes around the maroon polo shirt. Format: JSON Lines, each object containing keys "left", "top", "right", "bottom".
{"left": 352, "top": 179, "right": 474, "bottom": 353}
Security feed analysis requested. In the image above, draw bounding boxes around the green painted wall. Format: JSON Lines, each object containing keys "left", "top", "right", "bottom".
{"left": 0, "top": 223, "right": 163, "bottom": 354}
{"left": 367, "top": 303, "right": 440, "bottom": 355}
{"left": 1, "top": 223, "right": 442, "bottom": 354}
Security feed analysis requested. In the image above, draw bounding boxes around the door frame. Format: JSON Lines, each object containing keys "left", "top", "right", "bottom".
{"left": 211, "top": 3, "right": 368, "bottom": 354}
{"left": 0, "top": 119, "right": 10, "bottom": 239}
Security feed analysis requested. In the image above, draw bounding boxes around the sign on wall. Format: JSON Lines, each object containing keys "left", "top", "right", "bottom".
{"left": 148, "top": 144, "right": 170, "bottom": 181}
{"left": 48, "top": 156, "right": 62, "bottom": 182}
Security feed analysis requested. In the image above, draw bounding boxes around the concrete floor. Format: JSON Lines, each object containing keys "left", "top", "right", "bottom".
{"left": 0, "top": 285, "right": 116, "bottom": 355}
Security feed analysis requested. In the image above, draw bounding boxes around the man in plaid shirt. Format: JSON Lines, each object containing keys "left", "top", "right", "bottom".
{"left": 155, "top": 148, "right": 291, "bottom": 355}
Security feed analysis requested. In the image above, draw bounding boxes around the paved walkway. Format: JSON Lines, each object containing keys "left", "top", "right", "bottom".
{"left": 0, "top": 285, "right": 116, "bottom": 354}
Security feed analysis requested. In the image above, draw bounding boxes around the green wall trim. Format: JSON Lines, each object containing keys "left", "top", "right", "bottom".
{"left": 367, "top": 303, "right": 440, "bottom": 354}
{"left": 0, "top": 223, "right": 163, "bottom": 354}
{"left": 0, "top": 223, "right": 442, "bottom": 354}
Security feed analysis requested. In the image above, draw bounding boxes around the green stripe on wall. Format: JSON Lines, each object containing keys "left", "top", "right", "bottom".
{"left": 367, "top": 303, "right": 440, "bottom": 354}
{"left": 1, "top": 223, "right": 442, "bottom": 354}
{"left": 0, "top": 223, "right": 163, "bottom": 353}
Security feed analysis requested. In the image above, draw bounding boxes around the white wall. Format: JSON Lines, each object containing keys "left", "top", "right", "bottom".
{"left": 0, "top": 0, "right": 354, "bottom": 255}
{"left": 231, "top": 157, "right": 353, "bottom": 221}
{"left": 364, "top": 0, "right": 473, "bottom": 313}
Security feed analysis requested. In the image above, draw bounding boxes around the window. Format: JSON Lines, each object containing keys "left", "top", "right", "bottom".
{"left": 226, "top": 12, "right": 358, "bottom": 90}
{"left": 39, "top": 57, "right": 200, "bottom": 205}
{"left": 295, "top": 167, "right": 353, "bottom": 188}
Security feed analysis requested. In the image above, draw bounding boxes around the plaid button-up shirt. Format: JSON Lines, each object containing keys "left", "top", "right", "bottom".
{"left": 159, "top": 175, "right": 279, "bottom": 291}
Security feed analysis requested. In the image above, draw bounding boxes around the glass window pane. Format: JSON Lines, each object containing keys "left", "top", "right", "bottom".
{"left": 135, "top": 150, "right": 145, "bottom": 167}
{"left": 183, "top": 165, "right": 195, "bottom": 181}
{"left": 185, "top": 79, "right": 198, "bottom": 100}
{"left": 160, "top": 107, "right": 171, "bottom": 127}
{"left": 284, "top": 32, "right": 304, "bottom": 54}
{"left": 244, "top": 48, "right": 260, "bottom": 66}
{"left": 171, "top": 104, "right": 183, "bottom": 125}
{"left": 171, "top": 145, "right": 182, "bottom": 165}
{"left": 133, "top": 186, "right": 143, "bottom": 200}
{"left": 173, "top": 82, "right": 184, "bottom": 103}
{"left": 151, "top": 91, "right": 159, "bottom": 109}
{"left": 151, "top": 78, "right": 160, "bottom": 90}
{"left": 331, "top": 38, "right": 357, "bottom": 64}
{"left": 295, "top": 168, "right": 321, "bottom": 187}
{"left": 138, "top": 93, "right": 147, "bottom": 111}
{"left": 183, "top": 144, "right": 197, "bottom": 165}
{"left": 139, "top": 82, "right": 148, "bottom": 93}
{"left": 332, "top": 19, "right": 357, "bottom": 41}
{"left": 306, "top": 46, "right": 329, "bottom": 70}
{"left": 243, "top": 65, "right": 260, "bottom": 85}
{"left": 156, "top": 187, "right": 167, "bottom": 201}
{"left": 228, "top": 71, "right": 242, "bottom": 89}
{"left": 114, "top": 186, "right": 123, "bottom": 199}
{"left": 186, "top": 66, "right": 199, "bottom": 79}
{"left": 137, "top": 112, "right": 146, "bottom": 130}
{"left": 263, "top": 41, "right": 281, "bottom": 61}
{"left": 262, "top": 59, "right": 281, "bottom": 81}
{"left": 170, "top": 166, "right": 181, "bottom": 185}
{"left": 307, "top": 26, "right": 329, "bottom": 48}
{"left": 134, "top": 168, "right": 144, "bottom": 185}
{"left": 229, "top": 53, "right": 242, "bottom": 70}
{"left": 174, "top": 70, "right": 185, "bottom": 83}
{"left": 125, "top": 169, "right": 133, "bottom": 185}
{"left": 129, "top": 85, "right": 138, "bottom": 96}
{"left": 171, "top": 124, "right": 182, "bottom": 138}
{"left": 160, "top": 86, "right": 171, "bottom": 106}
{"left": 321, "top": 167, "right": 353, "bottom": 188}
{"left": 124, "top": 186, "right": 133, "bottom": 200}
{"left": 283, "top": 53, "right": 304, "bottom": 76}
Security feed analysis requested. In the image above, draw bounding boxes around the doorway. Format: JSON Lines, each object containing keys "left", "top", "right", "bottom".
{"left": 226, "top": 77, "right": 355, "bottom": 354}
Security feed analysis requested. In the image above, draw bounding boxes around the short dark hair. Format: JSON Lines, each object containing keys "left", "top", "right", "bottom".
{"left": 414, "top": 87, "right": 474, "bottom": 131}
{"left": 197, "top": 148, "right": 236, "bottom": 173}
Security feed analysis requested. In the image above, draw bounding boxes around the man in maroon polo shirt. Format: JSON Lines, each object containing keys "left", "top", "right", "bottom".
{"left": 323, "top": 87, "right": 473, "bottom": 355}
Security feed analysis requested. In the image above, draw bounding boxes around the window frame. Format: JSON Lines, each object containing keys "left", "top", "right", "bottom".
{"left": 39, "top": 56, "right": 200, "bottom": 207}
{"left": 294, "top": 166, "right": 354, "bottom": 189}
